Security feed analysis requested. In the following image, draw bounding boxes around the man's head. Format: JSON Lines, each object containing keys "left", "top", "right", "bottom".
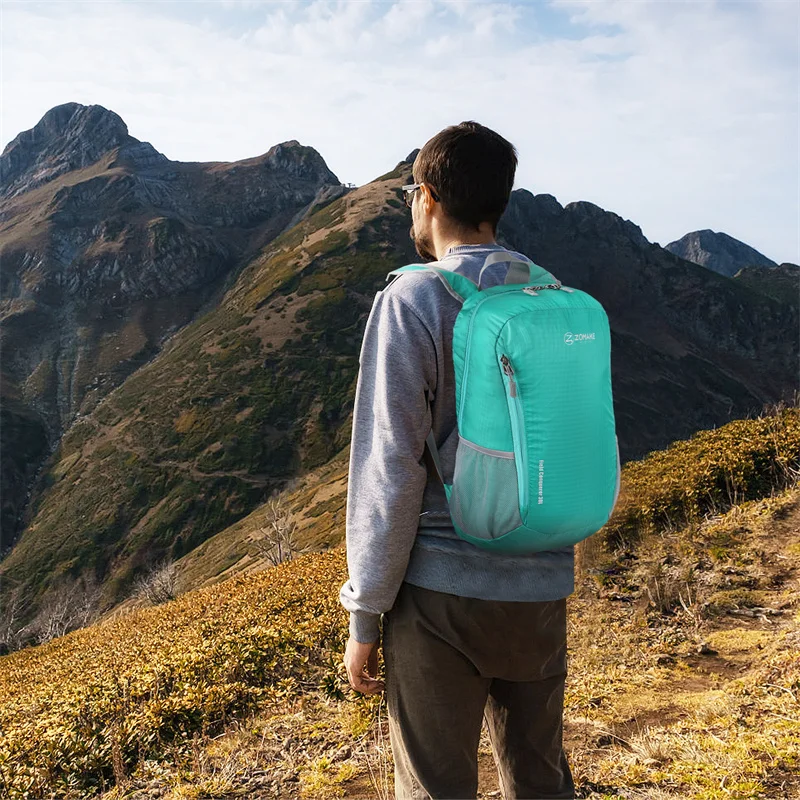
{"left": 408, "top": 121, "right": 518, "bottom": 261}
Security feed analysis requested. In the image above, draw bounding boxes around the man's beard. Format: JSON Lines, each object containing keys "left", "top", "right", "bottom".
{"left": 410, "top": 224, "right": 436, "bottom": 262}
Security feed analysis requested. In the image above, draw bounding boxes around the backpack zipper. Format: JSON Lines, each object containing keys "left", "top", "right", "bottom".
{"left": 500, "top": 353, "right": 528, "bottom": 518}
{"left": 522, "top": 284, "right": 574, "bottom": 295}
{"left": 500, "top": 353, "right": 517, "bottom": 396}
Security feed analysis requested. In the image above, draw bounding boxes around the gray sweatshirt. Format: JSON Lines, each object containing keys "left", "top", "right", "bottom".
{"left": 338, "top": 243, "right": 575, "bottom": 644}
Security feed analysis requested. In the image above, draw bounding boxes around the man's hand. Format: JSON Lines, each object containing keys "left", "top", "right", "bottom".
{"left": 343, "top": 635, "right": 385, "bottom": 695}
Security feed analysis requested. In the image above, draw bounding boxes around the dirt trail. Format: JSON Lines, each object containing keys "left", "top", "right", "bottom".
{"left": 342, "top": 493, "right": 800, "bottom": 799}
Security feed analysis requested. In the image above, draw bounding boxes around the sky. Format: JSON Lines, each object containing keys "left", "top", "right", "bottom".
{"left": 2, "top": 0, "right": 798, "bottom": 263}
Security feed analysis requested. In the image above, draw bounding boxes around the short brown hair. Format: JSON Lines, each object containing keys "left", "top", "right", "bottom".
{"left": 413, "top": 121, "right": 518, "bottom": 233}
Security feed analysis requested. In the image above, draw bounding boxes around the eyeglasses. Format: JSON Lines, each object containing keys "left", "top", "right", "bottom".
{"left": 402, "top": 183, "right": 439, "bottom": 208}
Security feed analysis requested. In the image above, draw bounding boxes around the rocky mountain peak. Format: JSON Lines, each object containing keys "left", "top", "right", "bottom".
{"left": 260, "top": 140, "right": 340, "bottom": 184}
{"left": 1, "top": 102, "right": 166, "bottom": 198}
{"left": 665, "top": 229, "right": 777, "bottom": 277}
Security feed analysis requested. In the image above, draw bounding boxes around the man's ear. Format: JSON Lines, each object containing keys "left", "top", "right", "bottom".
{"left": 420, "top": 183, "right": 437, "bottom": 215}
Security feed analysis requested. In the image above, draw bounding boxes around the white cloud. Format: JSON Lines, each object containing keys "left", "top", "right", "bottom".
{"left": 379, "top": 0, "right": 436, "bottom": 41}
{"left": 1, "top": 0, "right": 797, "bottom": 261}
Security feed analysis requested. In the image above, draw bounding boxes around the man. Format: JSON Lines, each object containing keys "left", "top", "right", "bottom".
{"left": 339, "top": 121, "right": 575, "bottom": 800}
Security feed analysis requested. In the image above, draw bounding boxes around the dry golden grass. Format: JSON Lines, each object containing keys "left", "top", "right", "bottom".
{"left": 1, "top": 406, "right": 798, "bottom": 799}
{"left": 565, "top": 485, "right": 800, "bottom": 800}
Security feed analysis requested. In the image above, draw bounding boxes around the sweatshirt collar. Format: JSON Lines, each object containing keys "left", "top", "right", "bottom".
{"left": 441, "top": 243, "right": 506, "bottom": 259}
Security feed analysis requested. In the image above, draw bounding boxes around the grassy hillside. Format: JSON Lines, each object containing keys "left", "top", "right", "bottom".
{"left": 103, "top": 452, "right": 349, "bottom": 620}
{"left": 0, "top": 404, "right": 797, "bottom": 800}
{"left": 139, "top": 397, "right": 800, "bottom": 602}
{"left": 732, "top": 263, "right": 799, "bottom": 307}
{"left": 0, "top": 163, "right": 416, "bottom": 623}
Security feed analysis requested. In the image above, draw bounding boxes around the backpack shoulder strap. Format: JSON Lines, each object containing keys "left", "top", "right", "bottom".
{"left": 384, "top": 263, "right": 466, "bottom": 500}
{"left": 386, "top": 263, "right": 479, "bottom": 304}
{"left": 424, "top": 430, "right": 452, "bottom": 499}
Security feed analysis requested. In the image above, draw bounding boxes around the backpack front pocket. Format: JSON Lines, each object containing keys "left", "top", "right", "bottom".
{"left": 449, "top": 435, "right": 523, "bottom": 540}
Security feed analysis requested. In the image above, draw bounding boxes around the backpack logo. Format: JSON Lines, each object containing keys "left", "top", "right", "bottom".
{"left": 538, "top": 460, "right": 545, "bottom": 504}
{"left": 564, "top": 331, "right": 595, "bottom": 345}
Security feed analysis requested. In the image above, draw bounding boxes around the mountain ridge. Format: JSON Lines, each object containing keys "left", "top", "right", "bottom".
{"left": 0, "top": 103, "right": 344, "bottom": 550}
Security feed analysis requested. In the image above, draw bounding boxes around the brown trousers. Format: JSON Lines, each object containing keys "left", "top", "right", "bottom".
{"left": 382, "top": 581, "right": 574, "bottom": 800}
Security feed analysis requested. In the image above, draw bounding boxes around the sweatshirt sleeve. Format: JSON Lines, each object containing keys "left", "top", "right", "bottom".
{"left": 338, "top": 286, "right": 437, "bottom": 644}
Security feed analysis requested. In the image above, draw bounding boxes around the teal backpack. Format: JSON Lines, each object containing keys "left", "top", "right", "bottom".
{"left": 387, "top": 250, "right": 620, "bottom": 555}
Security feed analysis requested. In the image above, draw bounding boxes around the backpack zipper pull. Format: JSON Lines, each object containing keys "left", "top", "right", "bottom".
{"left": 522, "top": 283, "right": 574, "bottom": 294}
{"left": 500, "top": 354, "right": 517, "bottom": 398}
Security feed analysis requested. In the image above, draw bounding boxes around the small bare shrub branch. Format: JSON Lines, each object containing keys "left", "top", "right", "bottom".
{"left": 20, "top": 574, "right": 104, "bottom": 647}
{"left": 253, "top": 496, "right": 313, "bottom": 566}
{"left": 133, "top": 559, "right": 178, "bottom": 606}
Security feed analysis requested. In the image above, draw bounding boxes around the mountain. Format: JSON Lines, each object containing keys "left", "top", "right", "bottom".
{"left": 0, "top": 106, "right": 797, "bottom": 633}
{"left": 0, "top": 103, "right": 343, "bottom": 549}
{"left": 497, "top": 193, "right": 796, "bottom": 439}
{"left": 665, "top": 229, "right": 778, "bottom": 277}
{"left": 1, "top": 102, "right": 167, "bottom": 197}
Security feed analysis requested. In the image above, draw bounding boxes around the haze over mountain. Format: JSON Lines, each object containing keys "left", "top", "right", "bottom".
{"left": 1, "top": 103, "right": 797, "bottom": 631}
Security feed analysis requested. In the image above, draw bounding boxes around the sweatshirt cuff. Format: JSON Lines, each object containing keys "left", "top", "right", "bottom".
{"left": 349, "top": 610, "right": 381, "bottom": 644}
